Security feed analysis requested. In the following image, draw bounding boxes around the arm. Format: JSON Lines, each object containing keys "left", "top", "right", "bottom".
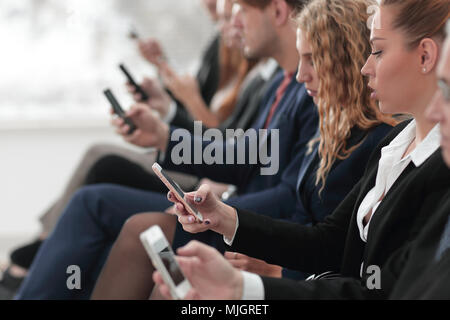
{"left": 160, "top": 63, "right": 220, "bottom": 128}
{"left": 229, "top": 181, "right": 359, "bottom": 274}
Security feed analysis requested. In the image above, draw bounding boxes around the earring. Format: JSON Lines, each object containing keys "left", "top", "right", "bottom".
{"left": 423, "top": 68, "right": 427, "bottom": 73}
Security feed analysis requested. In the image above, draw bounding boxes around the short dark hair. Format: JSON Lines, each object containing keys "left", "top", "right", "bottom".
{"left": 238, "top": 0, "right": 307, "bottom": 12}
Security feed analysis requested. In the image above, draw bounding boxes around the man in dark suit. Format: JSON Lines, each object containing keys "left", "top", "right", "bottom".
{"left": 15, "top": 0, "right": 316, "bottom": 299}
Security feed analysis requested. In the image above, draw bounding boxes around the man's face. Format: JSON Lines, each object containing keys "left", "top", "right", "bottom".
{"left": 425, "top": 37, "right": 450, "bottom": 167}
{"left": 231, "top": 1, "right": 277, "bottom": 59}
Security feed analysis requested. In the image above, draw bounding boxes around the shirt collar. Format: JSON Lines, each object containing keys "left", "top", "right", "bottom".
{"left": 381, "top": 120, "right": 441, "bottom": 167}
{"left": 410, "top": 122, "right": 441, "bottom": 167}
{"left": 259, "top": 58, "right": 279, "bottom": 81}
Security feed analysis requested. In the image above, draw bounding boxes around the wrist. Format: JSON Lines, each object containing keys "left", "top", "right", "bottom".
{"left": 218, "top": 204, "right": 238, "bottom": 240}
{"left": 157, "top": 122, "right": 170, "bottom": 153}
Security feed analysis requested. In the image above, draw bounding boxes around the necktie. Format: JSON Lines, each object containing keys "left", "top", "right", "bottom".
{"left": 263, "top": 72, "right": 294, "bottom": 129}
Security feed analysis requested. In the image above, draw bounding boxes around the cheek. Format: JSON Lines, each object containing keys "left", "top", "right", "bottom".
{"left": 376, "top": 53, "right": 417, "bottom": 112}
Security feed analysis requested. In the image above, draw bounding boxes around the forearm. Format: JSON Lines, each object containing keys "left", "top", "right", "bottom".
{"left": 183, "top": 94, "right": 219, "bottom": 128}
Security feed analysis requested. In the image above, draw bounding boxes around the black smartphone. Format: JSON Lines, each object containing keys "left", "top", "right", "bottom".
{"left": 103, "top": 88, "right": 137, "bottom": 135}
{"left": 119, "top": 63, "right": 149, "bottom": 102}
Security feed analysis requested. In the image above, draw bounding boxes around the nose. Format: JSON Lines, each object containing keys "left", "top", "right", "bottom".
{"left": 361, "top": 54, "right": 374, "bottom": 78}
{"left": 425, "top": 90, "right": 444, "bottom": 123}
{"left": 231, "top": 3, "right": 243, "bottom": 29}
{"left": 296, "top": 61, "right": 311, "bottom": 84}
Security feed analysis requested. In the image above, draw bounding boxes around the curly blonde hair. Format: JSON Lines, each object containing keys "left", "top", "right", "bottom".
{"left": 297, "top": 0, "right": 397, "bottom": 192}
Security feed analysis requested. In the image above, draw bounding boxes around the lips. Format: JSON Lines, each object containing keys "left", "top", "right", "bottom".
{"left": 306, "top": 89, "right": 318, "bottom": 97}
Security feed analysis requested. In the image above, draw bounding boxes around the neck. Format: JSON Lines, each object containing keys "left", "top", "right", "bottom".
{"left": 271, "top": 25, "right": 299, "bottom": 73}
{"left": 414, "top": 115, "right": 436, "bottom": 145}
{"left": 412, "top": 78, "right": 439, "bottom": 144}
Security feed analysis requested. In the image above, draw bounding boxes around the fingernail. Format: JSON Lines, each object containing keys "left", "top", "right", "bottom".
{"left": 188, "top": 216, "right": 194, "bottom": 223}
{"left": 204, "top": 220, "right": 210, "bottom": 225}
{"left": 194, "top": 196, "right": 202, "bottom": 203}
{"left": 168, "top": 193, "right": 172, "bottom": 199}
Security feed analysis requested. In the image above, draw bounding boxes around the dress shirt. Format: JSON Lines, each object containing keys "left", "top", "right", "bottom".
{"left": 356, "top": 120, "right": 441, "bottom": 242}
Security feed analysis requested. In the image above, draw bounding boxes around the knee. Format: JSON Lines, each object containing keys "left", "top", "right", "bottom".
{"left": 85, "top": 155, "right": 128, "bottom": 185}
{"left": 121, "top": 213, "right": 177, "bottom": 243}
{"left": 69, "top": 184, "right": 114, "bottom": 214}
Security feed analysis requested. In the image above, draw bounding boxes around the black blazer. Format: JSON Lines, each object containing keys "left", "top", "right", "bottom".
{"left": 389, "top": 195, "right": 450, "bottom": 299}
{"left": 228, "top": 120, "right": 450, "bottom": 299}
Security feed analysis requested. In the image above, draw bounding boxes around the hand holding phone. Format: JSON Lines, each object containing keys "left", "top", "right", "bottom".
{"left": 119, "top": 63, "right": 149, "bottom": 102}
{"left": 140, "top": 225, "right": 191, "bottom": 300}
{"left": 152, "top": 163, "right": 204, "bottom": 223}
{"left": 103, "top": 88, "right": 137, "bottom": 135}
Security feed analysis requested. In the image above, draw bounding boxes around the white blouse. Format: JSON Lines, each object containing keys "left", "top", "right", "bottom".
{"left": 356, "top": 120, "right": 441, "bottom": 243}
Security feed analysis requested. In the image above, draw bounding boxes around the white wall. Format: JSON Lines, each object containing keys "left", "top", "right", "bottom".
{"left": 0, "top": 119, "right": 135, "bottom": 262}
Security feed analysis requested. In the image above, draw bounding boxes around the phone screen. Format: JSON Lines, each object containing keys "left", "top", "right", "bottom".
{"left": 159, "top": 247, "right": 185, "bottom": 285}
{"left": 160, "top": 169, "right": 186, "bottom": 200}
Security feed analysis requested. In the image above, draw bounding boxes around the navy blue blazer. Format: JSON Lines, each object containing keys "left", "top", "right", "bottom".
{"left": 292, "top": 123, "right": 394, "bottom": 225}
{"left": 283, "top": 123, "right": 393, "bottom": 279}
{"left": 161, "top": 70, "right": 319, "bottom": 219}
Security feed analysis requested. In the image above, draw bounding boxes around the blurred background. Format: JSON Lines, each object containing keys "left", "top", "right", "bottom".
{"left": 0, "top": 0, "right": 216, "bottom": 262}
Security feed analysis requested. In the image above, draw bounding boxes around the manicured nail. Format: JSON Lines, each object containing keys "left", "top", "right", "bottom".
{"left": 204, "top": 220, "right": 210, "bottom": 225}
{"left": 168, "top": 193, "right": 172, "bottom": 199}
{"left": 195, "top": 196, "right": 202, "bottom": 203}
{"left": 188, "top": 216, "right": 194, "bottom": 223}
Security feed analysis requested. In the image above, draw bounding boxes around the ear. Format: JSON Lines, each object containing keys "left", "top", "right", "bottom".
{"left": 271, "top": 0, "right": 291, "bottom": 27}
{"left": 419, "top": 38, "right": 440, "bottom": 74}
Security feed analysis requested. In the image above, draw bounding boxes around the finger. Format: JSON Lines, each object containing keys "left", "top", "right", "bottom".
{"left": 193, "top": 184, "right": 212, "bottom": 204}
{"left": 178, "top": 213, "right": 196, "bottom": 225}
{"left": 224, "top": 251, "right": 237, "bottom": 260}
{"left": 126, "top": 83, "right": 137, "bottom": 93}
{"left": 124, "top": 129, "right": 143, "bottom": 142}
{"left": 118, "top": 124, "right": 131, "bottom": 136}
{"left": 126, "top": 104, "right": 144, "bottom": 117}
{"left": 167, "top": 191, "right": 177, "bottom": 203}
{"left": 183, "top": 289, "right": 199, "bottom": 300}
{"left": 177, "top": 240, "right": 218, "bottom": 260}
{"left": 228, "top": 259, "right": 247, "bottom": 269}
{"left": 134, "top": 93, "right": 143, "bottom": 102}
{"left": 110, "top": 116, "right": 124, "bottom": 127}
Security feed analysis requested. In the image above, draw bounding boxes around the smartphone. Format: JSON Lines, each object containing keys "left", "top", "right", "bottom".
{"left": 119, "top": 63, "right": 149, "bottom": 102}
{"left": 103, "top": 88, "right": 137, "bottom": 135}
{"left": 152, "top": 163, "right": 204, "bottom": 223}
{"left": 140, "top": 225, "right": 191, "bottom": 300}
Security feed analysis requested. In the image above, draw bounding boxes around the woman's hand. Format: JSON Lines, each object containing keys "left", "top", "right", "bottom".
{"left": 167, "top": 184, "right": 238, "bottom": 240}
{"left": 225, "top": 252, "right": 283, "bottom": 278}
{"left": 138, "top": 38, "right": 166, "bottom": 67}
{"left": 159, "top": 63, "right": 202, "bottom": 107}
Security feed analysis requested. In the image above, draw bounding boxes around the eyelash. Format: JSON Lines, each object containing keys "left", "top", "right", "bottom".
{"left": 371, "top": 50, "right": 382, "bottom": 57}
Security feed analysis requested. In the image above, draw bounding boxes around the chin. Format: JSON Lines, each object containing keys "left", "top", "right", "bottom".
{"left": 378, "top": 101, "right": 399, "bottom": 116}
